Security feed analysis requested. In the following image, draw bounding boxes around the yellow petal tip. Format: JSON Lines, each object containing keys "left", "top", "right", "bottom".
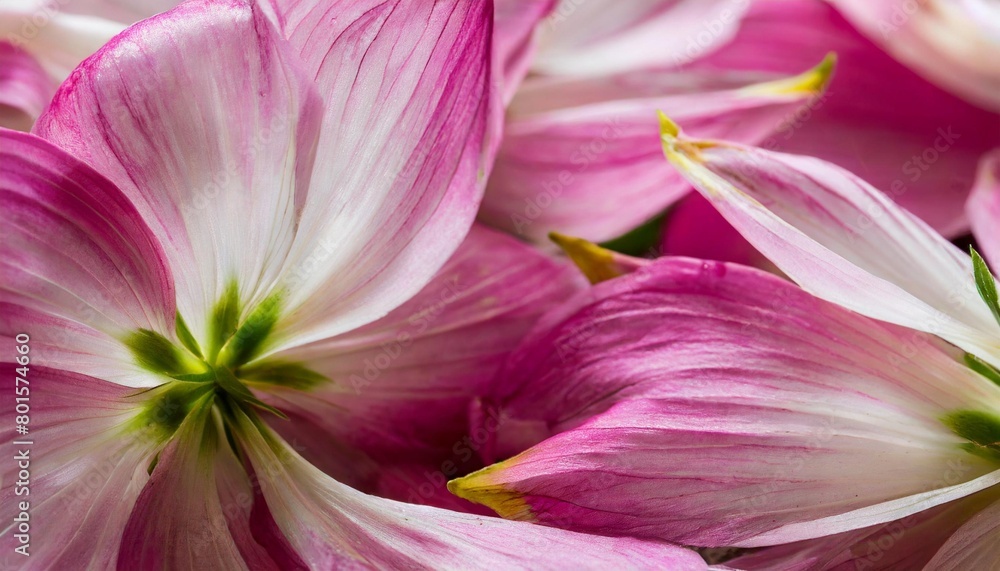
{"left": 749, "top": 52, "right": 837, "bottom": 96}
{"left": 658, "top": 110, "right": 680, "bottom": 139}
{"left": 448, "top": 467, "right": 534, "bottom": 520}
{"left": 548, "top": 232, "right": 624, "bottom": 284}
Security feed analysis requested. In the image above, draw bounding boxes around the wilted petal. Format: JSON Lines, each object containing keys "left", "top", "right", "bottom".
{"left": 234, "top": 409, "right": 708, "bottom": 570}
{"left": 0, "top": 42, "right": 53, "bottom": 130}
{"left": 688, "top": 0, "right": 1000, "bottom": 236}
{"left": 36, "top": 0, "right": 323, "bottom": 347}
{"left": 829, "top": 0, "right": 1000, "bottom": 112}
{"left": 0, "top": 366, "right": 157, "bottom": 568}
{"left": 264, "top": 0, "right": 492, "bottom": 348}
{"left": 258, "top": 225, "right": 581, "bottom": 467}
{"left": 450, "top": 257, "right": 1000, "bottom": 546}
{"left": 967, "top": 150, "right": 1000, "bottom": 268}
{"left": 482, "top": 60, "right": 832, "bottom": 243}
{"left": 532, "top": 0, "right": 749, "bottom": 76}
{"left": 662, "top": 126, "right": 1000, "bottom": 366}
{"left": 924, "top": 495, "right": 1000, "bottom": 570}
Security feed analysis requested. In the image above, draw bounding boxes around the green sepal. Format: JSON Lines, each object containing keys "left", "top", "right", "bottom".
{"left": 128, "top": 382, "right": 214, "bottom": 443}
{"left": 239, "top": 360, "right": 328, "bottom": 391}
{"left": 175, "top": 313, "right": 203, "bottom": 359}
{"left": 971, "top": 247, "right": 1000, "bottom": 326}
{"left": 220, "top": 291, "right": 283, "bottom": 368}
{"left": 208, "top": 281, "right": 242, "bottom": 362}
{"left": 942, "top": 408, "right": 1000, "bottom": 462}
{"left": 964, "top": 353, "right": 1000, "bottom": 388}
{"left": 213, "top": 366, "right": 287, "bottom": 420}
{"left": 125, "top": 329, "right": 187, "bottom": 376}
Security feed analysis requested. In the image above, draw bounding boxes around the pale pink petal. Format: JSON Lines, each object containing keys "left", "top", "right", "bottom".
{"left": 532, "top": 0, "right": 750, "bottom": 76}
{"left": 0, "top": 129, "right": 174, "bottom": 385}
{"left": 481, "top": 62, "right": 832, "bottom": 243}
{"left": 0, "top": 365, "right": 156, "bottom": 568}
{"left": 925, "top": 495, "right": 1000, "bottom": 570}
{"left": 662, "top": 128, "right": 1000, "bottom": 366}
{"left": 234, "top": 409, "right": 708, "bottom": 570}
{"left": 258, "top": 225, "right": 581, "bottom": 467}
{"left": 660, "top": 193, "right": 774, "bottom": 271}
{"left": 829, "top": 0, "right": 1000, "bottom": 112}
{"left": 35, "top": 0, "right": 323, "bottom": 347}
{"left": 59, "top": 0, "right": 180, "bottom": 22}
{"left": 263, "top": 0, "right": 492, "bottom": 349}
{"left": 450, "top": 257, "right": 1000, "bottom": 546}
{"left": 0, "top": 42, "right": 53, "bottom": 130}
{"left": 493, "top": 0, "right": 555, "bottom": 103}
{"left": 688, "top": 0, "right": 1000, "bottom": 236}
{"left": 967, "top": 149, "right": 1000, "bottom": 268}
{"left": 728, "top": 490, "right": 999, "bottom": 571}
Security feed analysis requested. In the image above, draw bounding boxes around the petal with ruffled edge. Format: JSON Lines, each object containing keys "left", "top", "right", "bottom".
{"left": 35, "top": 0, "right": 322, "bottom": 349}
{"left": 232, "top": 407, "right": 707, "bottom": 570}
{"left": 0, "top": 42, "right": 53, "bottom": 130}
{"left": 829, "top": 0, "right": 1000, "bottom": 113}
{"left": 254, "top": 225, "right": 581, "bottom": 477}
{"left": 0, "top": 129, "right": 174, "bottom": 385}
{"left": 686, "top": 0, "right": 1000, "bottom": 237}
{"left": 924, "top": 495, "right": 1000, "bottom": 570}
{"left": 449, "top": 257, "right": 1000, "bottom": 547}
{"left": 967, "top": 150, "right": 1000, "bottom": 269}
{"left": 0, "top": 366, "right": 159, "bottom": 569}
{"left": 262, "top": 0, "right": 492, "bottom": 350}
{"left": 481, "top": 59, "right": 833, "bottom": 243}
{"left": 662, "top": 124, "right": 1000, "bottom": 367}
{"left": 532, "top": 0, "right": 749, "bottom": 76}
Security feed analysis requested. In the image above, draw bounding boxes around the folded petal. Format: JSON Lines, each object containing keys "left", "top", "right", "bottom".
{"left": 450, "top": 257, "right": 1000, "bottom": 546}
{"left": 532, "top": 0, "right": 750, "bottom": 76}
{"left": 662, "top": 127, "right": 1000, "bottom": 367}
{"left": 257, "top": 225, "right": 581, "bottom": 468}
{"left": 0, "top": 42, "right": 54, "bottom": 130}
{"left": 264, "top": 0, "right": 492, "bottom": 348}
{"left": 0, "top": 129, "right": 174, "bottom": 384}
{"left": 967, "top": 150, "right": 1000, "bottom": 269}
{"left": 0, "top": 365, "right": 157, "bottom": 568}
{"left": 234, "top": 409, "right": 708, "bottom": 570}
{"left": 35, "top": 0, "right": 323, "bottom": 348}
{"left": 687, "top": 0, "right": 1000, "bottom": 236}
{"left": 482, "top": 61, "right": 832, "bottom": 243}
{"left": 829, "top": 0, "right": 1000, "bottom": 112}
{"left": 925, "top": 495, "right": 1000, "bottom": 570}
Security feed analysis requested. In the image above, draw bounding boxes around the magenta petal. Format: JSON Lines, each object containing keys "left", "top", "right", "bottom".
{"left": 0, "top": 129, "right": 174, "bottom": 343}
{"left": 263, "top": 0, "right": 493, "bottom": 348}
{"left": 0, "top": 42, "right": 54, "bottom": 130}
{"left": 967, "top": 150, "right": 1000, "bottom": 268}
{"left": 35, "top": 0, "right": 323, "bottom": 345}
{"left": 688, "top": 0, "right": 1000, "bottom": 236}
{"left": 660, "top": 192, "right": 773, "bottom": 270}
{"left": 451, "top": 257, "right": 1000, "bottom": 546}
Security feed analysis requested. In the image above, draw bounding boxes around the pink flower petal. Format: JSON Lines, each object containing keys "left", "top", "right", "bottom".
{"left": 532, "top": 0, "right": 750, "bottom": 76}
{"left": 263, "top": 0, "right": 493, "bottom": 348}
{"left": 234, "top": 408, "right": 709, "bottom": 570}
{"left": 0, "top": 42, "right": 53, "bottom": 130}
{"left": 662, "top": 127, "right": 1000, "bottom": 367}
{"left": 688, "top": 0, "right": 1000, "bottom": 236}
{"left": 35, "top": 0, "right": 324, "bottom": 347}
{"left": 259, "top": 225, "right": 581, "bottom": 470}
{"left": 493, "top": 0, "right": 555, "bottom": 103}
{"left": 482, "top": 62, "right": 832, "bottom": 243}
{"left": 0, "top": 365, "right": 155, "bottom": 568}
{"left": 925, "top": 495, "right": 1000, "bottom": 570}
{"left": 450, "top": 257, "right": 1000, "bottom": 546}
{"left": 660, "top": 193, "right": 774, "bottom": 271}
{"left": 967, "top": 149, "right": 1000, "bottom": 268}
{"left": 0, "top": 129, "right": 174, "bottom": 384}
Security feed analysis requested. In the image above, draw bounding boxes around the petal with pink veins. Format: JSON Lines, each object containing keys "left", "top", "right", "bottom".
{"left": 0, "top": 42, "right": 53, "bottom": 130}
{"left": 233, "top": 407, "right": 708, "bottom": 570}
{"left": 0, "top": 366, "right": 159, "bottom": 569}
{"left": 967, "top": 150, "right": 1000, "bottom": 269}
{"left": 449, "top": 257, "right": 1000, "bottom": 546}
{"left": 493, "top": 0, "right": 556, "bottom": 103}
{"left": 924, "top": 494, "right": 1000, "bottom": 570}
{"left": 662, "top": 125, "right": 1000, "bottom": 367}
{"left": 532, "top": 0, "right": 750, "bottom": 76}
{"left": 481, "top": 59, "right": 833, "bottom": 243}
{"left": 262, "top": 0, "right": 493, "bottom": 349}
{"left": 255, "top": 225, "right": 582, "bottom": 471}
{"left": 35, "top": 0, "right": 323, "bottom": 348}
{"left": 686, "top": 0, "right": 1000, "bottom": 237}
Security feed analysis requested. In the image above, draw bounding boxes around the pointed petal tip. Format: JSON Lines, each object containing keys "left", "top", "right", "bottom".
{"left": 746, "top": 52, "right": 837, "bottom": 97}
{"left": 658, "top": 110, "right": 680, "bottom": 139}
{"left": 447, "top": 467, "right": 533, "bottom": 520}
{"left": 549, "top": 232, "right": 627, "bottom": 284}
